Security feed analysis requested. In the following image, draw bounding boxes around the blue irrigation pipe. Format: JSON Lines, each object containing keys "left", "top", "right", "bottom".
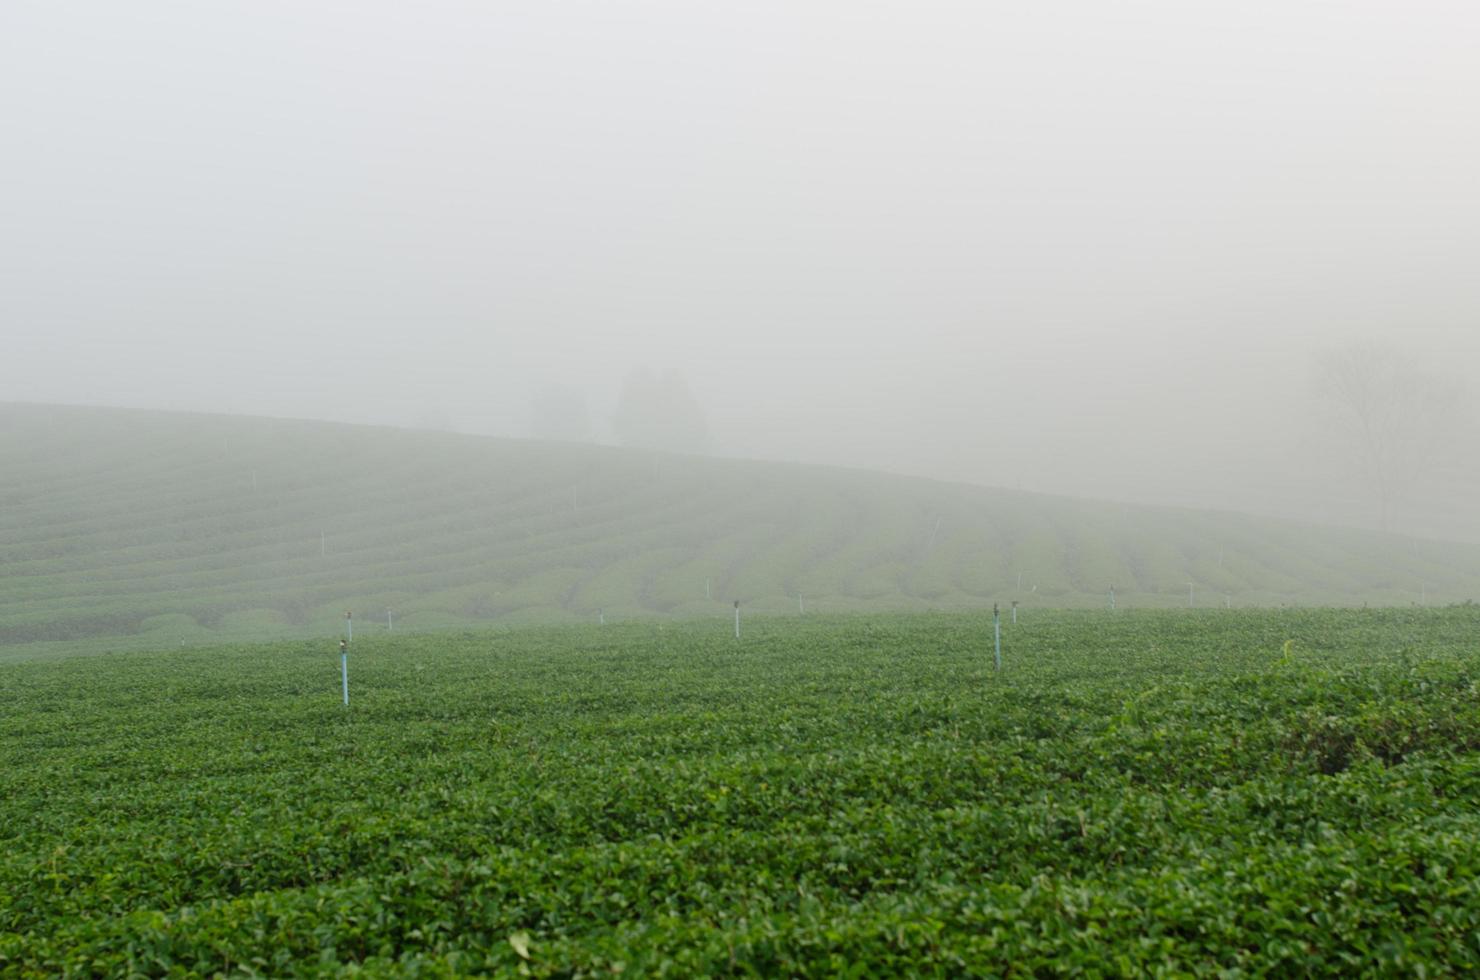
{"left": 993, "top": 604, "right": 1002, "bottom": 671}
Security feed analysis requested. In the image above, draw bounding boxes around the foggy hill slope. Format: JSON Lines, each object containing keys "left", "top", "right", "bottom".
{"left": 4, "top": 403, "right": 1479, "bottom": 651}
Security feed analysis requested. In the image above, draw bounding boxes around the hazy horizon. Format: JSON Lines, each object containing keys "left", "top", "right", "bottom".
{"left": 4, "top": 1, "right": 1477, "bottom": 540}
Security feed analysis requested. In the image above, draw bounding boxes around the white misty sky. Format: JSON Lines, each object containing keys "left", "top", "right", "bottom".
{"left": 2, "top": 1, "right": 1478, "bottom": 534}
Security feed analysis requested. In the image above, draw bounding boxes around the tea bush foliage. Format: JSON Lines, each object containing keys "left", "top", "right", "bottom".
{"left": 3, "top": 608, "right": 1480, "bottom": 975}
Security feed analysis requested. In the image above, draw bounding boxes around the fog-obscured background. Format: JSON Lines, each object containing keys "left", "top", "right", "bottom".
{"left": 4, "top": 1, "right": 1477, "bottom": 539}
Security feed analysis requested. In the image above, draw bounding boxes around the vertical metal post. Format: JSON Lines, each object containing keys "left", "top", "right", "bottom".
{"left": 734, "top": 600, "right": 740, "bottom": 639}
{"left": 599, "top": 608, "right": 605, "bottom": 626}
{"left": 340, "top": 639, "right": 349, "bottom": 706}
{"left": 993, "top": 603, "right": 1002, "bottom": 671}
{"left": 1109, "top": 587, "right": 1115, "bottom": 610}
{"left": 387, "top": 608, "right": 393, "bottom": 631}
{"left": 1011, "top": 600, "right": 1018, "bottom": 625}
{"left": 798, "top": 592, "right": 804, "bottom": 614}
{"left": 345, "top": 611, "right": 353, "bottom": 643}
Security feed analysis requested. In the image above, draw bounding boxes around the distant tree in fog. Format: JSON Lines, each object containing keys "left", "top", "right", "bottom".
{"left": 411, "top": 404, "right": 459, "bottom": 433}
{"left": 528, "top": 385, "right": 592, "bottom": 442}
{"left": 611, "top": 368, "right": 709, "bottom": 454}
{"left": 1316, "top": 342, "right": 1463, "bottom": 531}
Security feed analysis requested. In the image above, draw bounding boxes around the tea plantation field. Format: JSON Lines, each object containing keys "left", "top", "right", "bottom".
{"left": 4, "top": 608, "right": 1480, "bottom": 975}
{"left": 8, "top": 403, "right": 1480, "bottom": 658}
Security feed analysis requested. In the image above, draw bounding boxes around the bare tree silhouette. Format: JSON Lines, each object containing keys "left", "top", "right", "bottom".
{"left": 1316, "top": 342, "right": 1462, "bottom": 531}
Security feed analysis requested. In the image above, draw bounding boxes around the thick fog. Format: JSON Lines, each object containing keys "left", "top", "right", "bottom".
{"left": 3, "top": 1, "right": 1478, "bottom": 539}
